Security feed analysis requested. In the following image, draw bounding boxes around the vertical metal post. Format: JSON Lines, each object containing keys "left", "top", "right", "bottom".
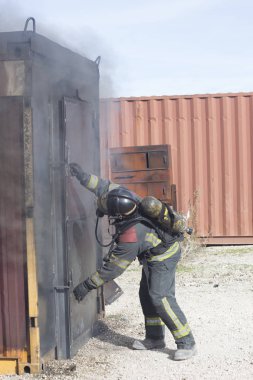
{"left": 21, "top": 105, "right": 41, "bottom": 374}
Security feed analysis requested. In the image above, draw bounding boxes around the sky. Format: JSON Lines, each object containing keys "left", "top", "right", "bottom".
{"left": 0, "top": 0, "right": 252, "bottom": 97}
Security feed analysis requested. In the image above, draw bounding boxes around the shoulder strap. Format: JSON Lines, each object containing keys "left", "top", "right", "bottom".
{"left": 115, "top": 215, "right": 166, "bottom": 243}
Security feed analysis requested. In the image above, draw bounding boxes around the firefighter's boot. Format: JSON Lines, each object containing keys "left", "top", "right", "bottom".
{"left": 173, "top": 344, "right": 197, "bottom": 361}
{"left": 132, "top": 338, "right": 166, "bottom": 350}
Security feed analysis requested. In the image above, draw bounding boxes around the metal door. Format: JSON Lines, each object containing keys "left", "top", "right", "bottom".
{"left": 63, "top": 97, "right": 100, "bottom": 356}
{"left": 110, "top": 145, "right": 177, "bottom": 208}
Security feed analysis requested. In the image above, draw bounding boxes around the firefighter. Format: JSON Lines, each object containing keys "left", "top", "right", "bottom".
{"left": 69, "top": 163, "right": 197, "bottom": 361}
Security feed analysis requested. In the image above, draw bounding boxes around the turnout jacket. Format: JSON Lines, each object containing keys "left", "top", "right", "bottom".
{"left": 76, "top": 172, "right": 180, "bottom": 291}
{"left": 86, "top": 222, "right": 179, "bottom": 290}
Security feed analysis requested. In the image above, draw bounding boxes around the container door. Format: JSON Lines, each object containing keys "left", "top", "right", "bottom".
{"left": 63, "top": 97, "right": 101, "bottom": 357}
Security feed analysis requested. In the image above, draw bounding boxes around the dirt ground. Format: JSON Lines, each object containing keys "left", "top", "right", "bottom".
{"left": 2, "top": 245, "right": 253, "bottom": 380}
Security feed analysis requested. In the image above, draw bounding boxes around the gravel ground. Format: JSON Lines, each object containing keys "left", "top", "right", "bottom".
{"left": 2, "top": 245, "right": 253, "bottom": 380}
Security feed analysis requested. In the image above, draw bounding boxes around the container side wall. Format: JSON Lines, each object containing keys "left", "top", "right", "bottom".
{"left": 0, "top": 97, "right": 28, "bottom": 363}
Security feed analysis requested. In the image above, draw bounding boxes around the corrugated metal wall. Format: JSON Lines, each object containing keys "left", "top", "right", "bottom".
{"left": 100, "top": 93, "right": 253, "bottom": 244}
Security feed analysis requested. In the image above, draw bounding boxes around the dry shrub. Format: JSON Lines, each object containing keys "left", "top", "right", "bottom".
{"left": 181, "top": 190, "right": 208, "bottom": 261}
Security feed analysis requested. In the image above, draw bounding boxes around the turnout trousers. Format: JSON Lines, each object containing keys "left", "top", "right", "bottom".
{"left": 139, "top": 242, "right": 195, "bottom": 346}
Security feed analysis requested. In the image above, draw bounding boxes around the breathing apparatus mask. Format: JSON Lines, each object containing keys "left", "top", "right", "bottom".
{"left": 96, "top": 187, "right": 139, "bottom": 220}
{"left": 95, "top": 187, "right": 140, "bottom": 247}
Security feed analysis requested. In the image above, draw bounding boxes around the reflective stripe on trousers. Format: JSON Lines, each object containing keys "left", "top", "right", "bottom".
{"left": 145, "top": 316, "right": 165, "bottom": 326}
{"left": 161, "top": 297, "right": 191, "bottom": 339}
{"left": 140, "top": 244, "right": 195, "bottom": 345}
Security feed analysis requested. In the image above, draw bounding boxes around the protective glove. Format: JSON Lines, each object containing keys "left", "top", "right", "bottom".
{"left": 73, "top": 281, "right": 90, "bottom": 302}
{"left": 69, "top": 163, "right": 90, "bottom": 185}
{"left": 69, "top": 162, "right": 84, "bottom": 179}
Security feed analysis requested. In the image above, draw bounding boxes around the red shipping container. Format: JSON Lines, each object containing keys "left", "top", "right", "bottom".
{"left": 100, "top": 93, "right": 253, "bottom": 244}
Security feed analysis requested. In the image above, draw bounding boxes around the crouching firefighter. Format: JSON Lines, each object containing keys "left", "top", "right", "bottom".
{"left": 69, "top": 163, "right": 197, "bottom": 361}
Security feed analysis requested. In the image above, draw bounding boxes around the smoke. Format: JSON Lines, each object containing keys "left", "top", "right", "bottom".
{"left": 0, "top": 2, "right": 26, "bottom": 31}
{"left": 0, "top": 0, "right": 117, "bottom": 97}
{"left": 35, "top": 23, "right": 117, "bottom": 98}
{"left": 39, "top": 25, "right": 116, "bottom": 97}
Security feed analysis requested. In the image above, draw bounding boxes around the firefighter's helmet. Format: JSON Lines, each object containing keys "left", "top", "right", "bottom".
{"left": 106, "top": 187, "right": 139, "bottom": 218}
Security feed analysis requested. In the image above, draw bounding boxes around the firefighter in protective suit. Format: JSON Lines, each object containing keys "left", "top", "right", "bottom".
{"left": 69, "top": 163, "right": 197, "bottom": 361}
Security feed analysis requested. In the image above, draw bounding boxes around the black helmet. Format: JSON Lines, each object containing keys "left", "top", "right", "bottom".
{"left": 106, "top": 187, "right": 139, "bottom": 218}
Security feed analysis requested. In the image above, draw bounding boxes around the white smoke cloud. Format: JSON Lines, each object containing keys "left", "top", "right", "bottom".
{"left": 0, "top": 0, "right": 117, "bottom": 97}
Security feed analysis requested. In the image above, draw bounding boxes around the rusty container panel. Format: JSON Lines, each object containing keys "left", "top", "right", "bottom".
{"left": 0, "top": 97, "right": 28, "bottom": 363}
{"left": 110, "top": 144, "right": 176, "bottom": 208}
{"left": 100, "top": 93, "right": 253, "bottom": 244}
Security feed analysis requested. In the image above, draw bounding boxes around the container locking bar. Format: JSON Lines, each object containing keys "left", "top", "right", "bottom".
{"left": 54, "top": 280, "right": 72, "bottom": 291}
{"left": 54, "top": 285, "right": 70, "bottom": 291}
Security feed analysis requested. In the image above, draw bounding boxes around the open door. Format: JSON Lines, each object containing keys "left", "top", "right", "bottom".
{"left": 63, "top": 97, "right": 101, "bottom": 356}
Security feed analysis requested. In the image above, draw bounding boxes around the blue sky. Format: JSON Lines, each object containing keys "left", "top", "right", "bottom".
{"left": 0, "top": 0, "right": 252, "bottom": 97}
